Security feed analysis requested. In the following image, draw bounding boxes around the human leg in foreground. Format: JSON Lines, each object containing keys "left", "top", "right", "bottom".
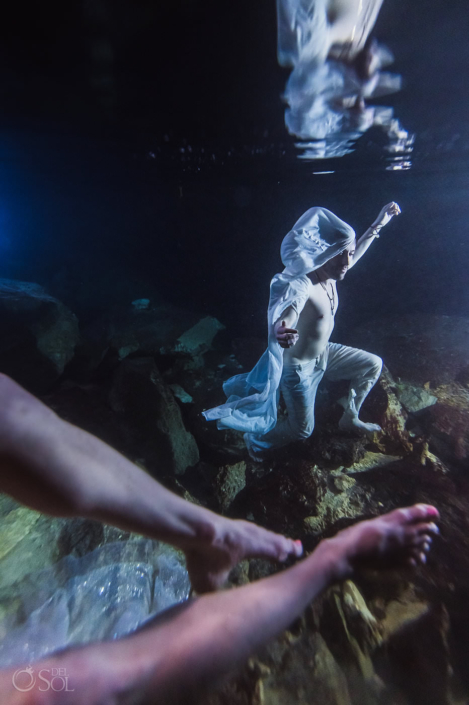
{"left": 0, "top": 504, "right": 439, "bottom": 704}
{"left": 0, "top": 374, "right": 302, "bottom": 593}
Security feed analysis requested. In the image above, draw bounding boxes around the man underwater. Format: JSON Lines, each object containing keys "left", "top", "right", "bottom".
{"left": 204, "top": 202, "right": 400, "bottom": 461}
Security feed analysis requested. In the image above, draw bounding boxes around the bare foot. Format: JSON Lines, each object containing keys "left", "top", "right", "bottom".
{"left": 323, "top": 504, "right": 440, "bottom": 582}
{"left": 338, "top": 389, "right": 382, "bottom": 436}
{"left": 339, "top": 410, "right": 382, "bottom": 436}
{"left": 184, "top": 518, "right": 303, "bottom": 593}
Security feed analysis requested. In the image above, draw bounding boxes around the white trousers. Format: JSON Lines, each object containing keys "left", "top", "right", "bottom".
{"left": 247, "top": 343, "right": 382, "bottom": 455}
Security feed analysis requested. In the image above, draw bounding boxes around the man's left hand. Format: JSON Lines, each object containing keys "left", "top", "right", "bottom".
{"left": 374, "top": 202, "right": 401, "bottom": 228}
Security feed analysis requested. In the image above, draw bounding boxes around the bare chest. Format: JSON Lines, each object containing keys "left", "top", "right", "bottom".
{"left": 296, "top": 282, "right": 338, "bottom": 336}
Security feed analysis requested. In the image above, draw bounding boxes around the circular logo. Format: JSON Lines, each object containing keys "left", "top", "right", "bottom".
{"left": 12, "top": 666, "right": 36, "bottom": 692}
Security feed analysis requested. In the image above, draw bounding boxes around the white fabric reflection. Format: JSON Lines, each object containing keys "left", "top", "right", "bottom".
{"left": 277, "top": 0, "right": 405, "bottom": 157}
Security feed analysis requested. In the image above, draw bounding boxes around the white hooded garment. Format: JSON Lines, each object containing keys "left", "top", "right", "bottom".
{"left": 202, "top": 207, "right": 355, "bottom": 435}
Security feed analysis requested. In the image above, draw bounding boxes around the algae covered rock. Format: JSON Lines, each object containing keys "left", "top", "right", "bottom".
{"left": 395, "top": 381, "right": 438, "bottom": 413}
{"left": 215, "top": 461, "right": 246, "bottom": 512}
{"left": 365, "top": 367, "right": 412, "bottom": 454}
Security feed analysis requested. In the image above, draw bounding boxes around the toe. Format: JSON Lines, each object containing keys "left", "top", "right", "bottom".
{"left": 416, "top": 522, "right": 439, "bottom": 536}
{"left": 395, "top": 504, "right": 439, "bottom": 525}
{"left": 408, "top": 522, "right": 438, "bottom": 541}
{"left": 276, "top": 537, "right": 303, "bottom": 561}
{"left": 409, "top": 546, "right": 428, "bottom": 564}
{"left": 410, "top": 533, "right": 432, "bottom": 547}
{"left": 293, "top": 539, "right": 304, "bottom": 557}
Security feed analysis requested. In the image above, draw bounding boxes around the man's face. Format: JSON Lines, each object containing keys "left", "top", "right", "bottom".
{"left": 322, "top": 243, "right": 356, "bottom": 281}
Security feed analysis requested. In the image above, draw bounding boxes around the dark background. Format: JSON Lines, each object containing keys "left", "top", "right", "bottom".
{"left": 0, "top": 0, "right": 468, "bottom": 340}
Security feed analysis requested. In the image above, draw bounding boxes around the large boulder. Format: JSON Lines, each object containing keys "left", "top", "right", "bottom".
{"left": 422, "top": 383, "right": 469, "bottom": 465}
{"left": 71, "top": 303, "right": 225, "bottom": 380}
{"left": 110, "top": 357, "right": 199, "bottom": 476}
{"left": 0, "top": 279, "right": 79, "bottom": 392}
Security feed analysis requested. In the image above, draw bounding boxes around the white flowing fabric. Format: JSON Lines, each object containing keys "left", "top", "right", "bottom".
{"left": 277, "top": 0, "right": 385, "bottom": 68}
{"left": 203, "top": 207, "right": 355, "bottom": 434}
{"left": 284, "top": 60, "right": 401, "bottom": 140}
{"left": 277, "top": 0, "right": 330, "bottom": 68}
{"left": 276, "top": 0, "right": 401, "bottom": 146}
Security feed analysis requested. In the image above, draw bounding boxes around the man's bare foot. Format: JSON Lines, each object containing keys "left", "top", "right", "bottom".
{"left": 184, "top": 518, "right": 303, "bottom": 593}
{"left": 338, "top": 389, "right": 381, "bottom": 436}
{"left": 339, "top": 411, "right": 382, "bottom": 436}
{"left": 338, "top": 410, "right": 382, "bottom": 436}
{"left": 321, "top": 504, "right": 440, "bottom": 582}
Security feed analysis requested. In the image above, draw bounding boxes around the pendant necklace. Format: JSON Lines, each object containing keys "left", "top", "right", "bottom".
{"left": 317, "top": 276, "right": 335, "bottom": 316}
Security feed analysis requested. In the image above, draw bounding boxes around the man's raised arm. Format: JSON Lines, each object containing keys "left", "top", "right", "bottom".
{"left": 351, "top": 201, "right": 401, "bottom": 267}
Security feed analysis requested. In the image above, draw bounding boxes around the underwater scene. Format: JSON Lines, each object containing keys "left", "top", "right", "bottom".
{"left": 0, "top": 0, "right": 468, "bottom": 703}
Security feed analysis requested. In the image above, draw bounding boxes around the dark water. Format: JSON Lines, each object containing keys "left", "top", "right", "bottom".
{"left": 1, "top": 0, "right": 468, "bottom": 332}
{"left": 0, "top": 1, "right": 469, "bottom": 704}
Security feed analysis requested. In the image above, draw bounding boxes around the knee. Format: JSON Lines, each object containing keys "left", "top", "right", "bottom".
{"left": 368, "top": 354, "right": 383, "bottom": 379}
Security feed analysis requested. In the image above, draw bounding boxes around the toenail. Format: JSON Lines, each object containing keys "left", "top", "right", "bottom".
{"left": 429, "top": 523, "right": 439, "bottom": 534}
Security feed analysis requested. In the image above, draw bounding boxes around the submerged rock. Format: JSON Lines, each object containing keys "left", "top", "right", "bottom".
{"left": 261, "top": 632, "right": 352, "bottom": 705}
{"left": 170, "top": 316, "right": 225, "bottom": 357}
{"left": 365, "top": 367, "right": 412, "bottom": 455}
{"left": 376, "top": 603, "right": 453, "bottom": 705}
{"left": 395, "top": 381, "right": 438, "bottom": 413}
{"left": 110, "top": 357, "right": 199, "bottom": 476}
{"left": 169, "top": 383, "right": 193, "bottom": 404}
{"left": 214, "top": 461, "right": 246, "bottom": 513}
{"left": 423, "top": 383, "right": 469, "bottom": 464}
{"left": 0, "top": 278, "right": 79, "bottom": 393}
{"left": 131, "top": 298, "right": 150, "bottom": 310}
{"left": 109, "top": 304, "right": 200, "bottom": 360}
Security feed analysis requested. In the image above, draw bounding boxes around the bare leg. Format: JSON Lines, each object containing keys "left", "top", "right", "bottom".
{"left": 0, "top": 374, "right": 302, "bottom": 592}
{"left": 0, "top": 504, "right": 438, "bottom": 705}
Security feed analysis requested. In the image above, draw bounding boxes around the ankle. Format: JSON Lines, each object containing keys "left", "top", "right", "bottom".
{"left": 312, "top": 537, "right": 354, "bottom": 584}
{"left": 341, "top": 408, "right": 358, "bottom": 418}
{"left": 169, "top": 505, "right": 220, "bottom": 554}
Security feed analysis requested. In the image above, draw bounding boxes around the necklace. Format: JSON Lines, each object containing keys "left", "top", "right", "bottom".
{"left": 317, "top": 277, "right": 335, "bottom": 316}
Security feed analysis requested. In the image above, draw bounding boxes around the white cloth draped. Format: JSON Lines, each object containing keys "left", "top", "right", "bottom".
{"left": 203, "top": 207, "right": 355, "bottom": 434}
{"left": 276, "top": 0, "right": 401, "bottom": 145}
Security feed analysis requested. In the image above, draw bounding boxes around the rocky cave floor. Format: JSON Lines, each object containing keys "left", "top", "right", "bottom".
{"left": 1, "top": 280, "right": 469, "bottom": 704}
